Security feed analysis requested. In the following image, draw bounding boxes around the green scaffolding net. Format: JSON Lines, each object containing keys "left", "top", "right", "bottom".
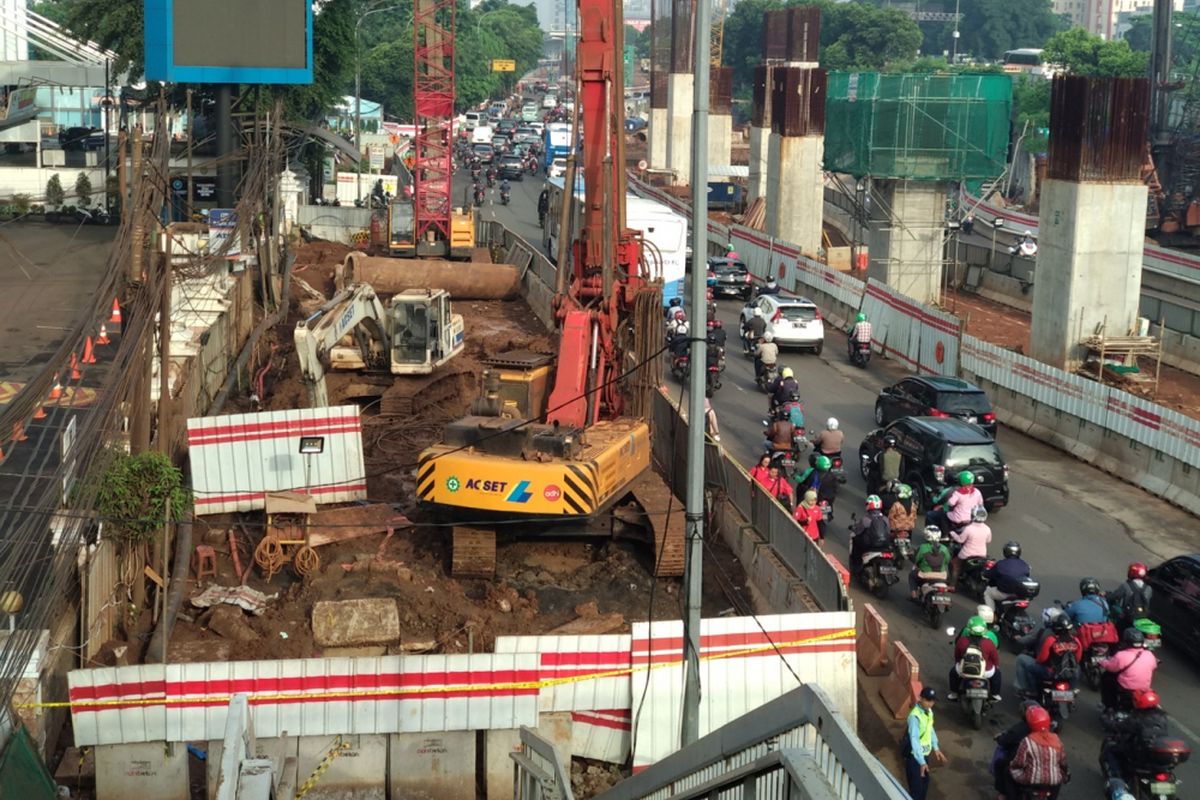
{"left": 824, "top": 72, "right": 1013, "bottom": 182}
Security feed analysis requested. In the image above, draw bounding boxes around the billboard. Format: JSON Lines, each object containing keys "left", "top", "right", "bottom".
{"left": 144, "top": 0, "right": 313, "bottom": 84}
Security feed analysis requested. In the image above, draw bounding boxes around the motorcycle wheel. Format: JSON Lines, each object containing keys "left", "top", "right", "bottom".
{"left": 969, "top": 697, "right": 984, "bottom": 731}
{"left": 1084, "top": 664, "right": 1101, "bottom": 691}
{"left": 1055, "top": 701, "right": 1071, "bottom": 722}
{"left": 927, "top": 606, "right": 944, "bottom": 630}
{"left": 871, "top": 575, "right": 889, "bottom": 600}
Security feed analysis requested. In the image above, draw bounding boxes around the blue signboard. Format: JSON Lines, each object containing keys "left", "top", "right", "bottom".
{"left": 144, "top": 0, "right": 313, "bottom": 84}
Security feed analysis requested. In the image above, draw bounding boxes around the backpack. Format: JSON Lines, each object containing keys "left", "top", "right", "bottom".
{"left": 867, "top": 514, "right": 891, "bottom": 547}
{"left": 1009, "top": 731, "right": 1067, "bottom": 787}
{"left": 1126, "top": 583, "right": 1150, "bottom": 618}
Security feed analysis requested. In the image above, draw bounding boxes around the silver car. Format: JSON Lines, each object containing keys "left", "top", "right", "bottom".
{"left": 740, "top": 294, "right": 825, "bottom": 354}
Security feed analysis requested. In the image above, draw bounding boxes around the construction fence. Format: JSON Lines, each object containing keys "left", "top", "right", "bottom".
{"left": 628, "top": 174, "right": 1200, "bottom": 516}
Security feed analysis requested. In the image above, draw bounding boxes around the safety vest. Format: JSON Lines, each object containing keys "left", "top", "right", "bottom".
{"left": 908, "top": 705, "right": 934, "bottom": 756}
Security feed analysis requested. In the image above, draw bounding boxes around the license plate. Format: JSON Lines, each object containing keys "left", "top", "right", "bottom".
{"left": 878, "top": 565, "right": 897, "bottom": 576}
{"left": 1150, "top": 781, "right": 1176, "bottom": 795}
{"left": 1145, "top": 638, "right": 1162, "bottom": 650}
{"left": 967, "top": 416, "right": 978, "bottom": 424}
{"left": 965, "top": 688, "right": 988, "bottom": 699}
{"left": 931, "top": 594, "right": 953, "bottom": 605}
{"left": 1050, "top": 690, "right": 1073, "bottom": 702}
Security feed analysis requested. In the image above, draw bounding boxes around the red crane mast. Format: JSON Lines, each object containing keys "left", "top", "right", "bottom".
{"left": 412, "top": 0, "right": 455, "bottom": 252}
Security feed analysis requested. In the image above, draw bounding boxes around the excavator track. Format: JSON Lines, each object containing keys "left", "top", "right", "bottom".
{"left": 451, "top": 526, "right": 496, "bottom": 578}
{"left": 624, "top": 472, "right": 686, "bottom": 578}
{"left": 380, "top": 364, "right": 475, "bottom": 416}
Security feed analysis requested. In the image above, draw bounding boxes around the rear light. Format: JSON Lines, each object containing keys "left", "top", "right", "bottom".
{"left": 1055, "top": 681, "right": 1069, "bottom": 691}
{"left": 985, "top": 560, "right": 996, "bottom": 569}
{"left": 814, "top": 308, "right": 823, "bottom": 320}
{"left": 937, "top": 586, "right": 947, "bottom": 593}
{"left": 1157, "top": 773, "right": 1171, "bottom": 782}
{"left": 743, "top": 273, "right": 751, "bottom": 282}
{"left": 1016, "top": 600, "right": 1029, "bottom": 608}
{"left": 1003, "top": 465, "right": 1010, "bottom": 481}
{"left": 881, "top": 552, "right": 894, "bottom": 559}
{"left": 929, "top": 408, "right": 951, "bottom": 418}
{"left": 772, "top": 309, "right": 782, "bottom": 323}
{"left": 982, "top": 412, "right": 996, "bottom": 423}
{"left": 933, "top": 465, "right": 946, "bottom": 483}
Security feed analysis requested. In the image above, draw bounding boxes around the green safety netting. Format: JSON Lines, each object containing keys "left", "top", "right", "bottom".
{"left": 824, "top": 72, "right": 1013, "bottom": 182}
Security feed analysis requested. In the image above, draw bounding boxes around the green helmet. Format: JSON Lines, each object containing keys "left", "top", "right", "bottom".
{"left": 896, "top": 483, "right": 912, "bottom": 500}
{"left": 814, "top": 455, "right": 831, "bottom": 471}
{"left": 856, "top": 312, "right": 867, "bottom": 322}
{"left": 966, "top": 616, "right": 988, "bottom": 638}
{"left": 958, "top": 470, "right": 975, "bottom": 486}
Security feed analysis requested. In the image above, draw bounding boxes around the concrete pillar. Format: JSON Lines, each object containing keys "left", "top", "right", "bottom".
{"left": 666, "top": 73, "right": 693, "bottom": 185}
{"left": 764, "top": 66, "right": 826, "bottom": 259}
{"left": 649, "top": 71, "right": 668, "bottom": 169}
{"left": 748, "top": 65, "right": 773, "bottom": 201}
{"left": 1030, "top": 76, "right": 1150, "bottom": 370}
{"left": 707, "top": 67, "right": 733, "bottom": 168}
{"left": 865, "top": 179, "right": 947, "bottom": 305}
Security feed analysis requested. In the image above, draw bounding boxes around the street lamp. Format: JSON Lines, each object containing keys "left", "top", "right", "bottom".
{"left": 356, "top": 2, "right": 405, "bottom": 203}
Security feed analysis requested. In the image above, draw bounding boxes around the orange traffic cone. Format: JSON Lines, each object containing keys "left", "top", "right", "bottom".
{"left": 12, "top": 422, "right": 26, "bottom": 442}
{"left": 82, "top": 336, "right": 97, "bottom": 364}
{"left": 109, "top": 298, "right": 122, "bottom": 325}
{"left": 96, "top": 324, "right": 110, "bottom": 345}
{"left": 69, "top": 352, "right": 82, "bottom": 380}
{"left": 48, "top": 376, "right": 62, "bottom": 401}
{"left": 32, "top": 404, "right": 46, "bottom": 420}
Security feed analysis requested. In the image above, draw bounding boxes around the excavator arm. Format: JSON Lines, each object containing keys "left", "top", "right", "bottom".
{"left": 294, "top": 284, "right": 391, "bottom": 408}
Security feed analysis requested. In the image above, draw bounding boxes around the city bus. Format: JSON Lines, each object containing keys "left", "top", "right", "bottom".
{"left": 1002, "top": 49, "right": 1046, "bottom": 75}
{"left": 542, "top": 175, "right": 688, "bottom": 306}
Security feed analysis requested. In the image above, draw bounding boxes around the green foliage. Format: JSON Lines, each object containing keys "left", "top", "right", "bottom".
{"left": 94, "top": 450, "right": 191, "bottom": 544}
{"left": 950, "top": 0, "right": 1064, "bottom": 61}
{"left": 45, "top": 0, "right": 145, "bottom": 81}
{"left": 280, "top": 0, "right": 357, "bottom": 121}
{"left": 1122, "top": 11, "right": 1200, "bottom": 67}
{"left": 75, "top": 171, "right": 92, "bottom": 206}
{"left": 12, "top": 194, "right": 31, "bottom": 215}
{"left": 45, "top": 173, "right": 64, "bottom": 208}
{"left": 1043, "top": 27, "right": 1149, "bottom": 76}
{"left": 626, "top": 24, "right": 652, "bottom": 61}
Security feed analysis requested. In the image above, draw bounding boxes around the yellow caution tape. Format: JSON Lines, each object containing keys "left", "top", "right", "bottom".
{"left": 20, "top": 628, "right": 855, "bottom": 710}
{"left": 294, "top": 736, "right": 351, "bottom": 800}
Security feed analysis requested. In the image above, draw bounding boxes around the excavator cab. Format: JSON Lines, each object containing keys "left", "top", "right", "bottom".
{"left": 388, "top": 289, "right": 465, "bottom": 375}
{"left": 387, "top": 200, "right": 416, "bottom": 257}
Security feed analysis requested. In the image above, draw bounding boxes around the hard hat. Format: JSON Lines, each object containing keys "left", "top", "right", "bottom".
{"left": 856, "top": 312, "right": 867, "bottom": 322}
{"left": 780, "top": 367, "right": 794, "bottom": 379}
{"left": 1128, "top": 562, "right": 1148, "bottom": 580}
{"left": 826, "top": 417, "right": 839, "bottom": 431}
{"left": 753, "top": 308, "right": 763, "bottom": 317}
{"left": 923, "top": 526, "right": 941, "bottom": 543}
{"left": 1024, "top": 704, "right": 1052, "bottom": 733}
{"left": 972, "top": 506, "right": 988, "bottom": 523}
{"left": 763, "top": 332, "right": 774, "bottom": 342}
{"left": 966, "top": 616, "right": 988, "bottom": 638}
{"left": 896, "top": 483, "right": 913, "bottom": 500}
{"left": 865, "top": 495, "right": 882, "bottom": 511}
{"left": 958, "top": 471, "right": 975, "bottom": 486}
{"left": 814, "top": 455, "right": 831, "bottom": 471}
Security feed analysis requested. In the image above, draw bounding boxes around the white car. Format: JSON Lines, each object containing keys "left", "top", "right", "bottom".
{"left": 542, "top": 94, "right": 558, "bottom": 109}
{"left": 740, "top": 294, "right": 825, "bottom": 354}
{"left": 548, "top": 157, "right": 567, "bottom": 178}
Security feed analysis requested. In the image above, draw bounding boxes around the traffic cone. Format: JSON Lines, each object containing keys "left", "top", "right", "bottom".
{"left": 12, "top": 422, "right": 26, "bottom": 442}
{"left": 96, "top": 324, "right": 110, "bottom": 345}
{"left": 48, "top": 376, "right": 62, "bottom": 401}
{"left": 109, "top": 298, "right": 122, "bottom": 325}
{"left": 82, "top": 336, "right": 97, "bottom": 364}
{"left": 69, "top": 352, "right": 82, "bottom": 380}
{"left": 32, "top": 403, "right": 45, "bottom": 420}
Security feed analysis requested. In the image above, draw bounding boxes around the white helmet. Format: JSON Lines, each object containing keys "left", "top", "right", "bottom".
{"left": 753, "top": 308, "right": 763, "bottom": 318}
{"left": 767, "top": 277, "right": 777, "bottom": 286}
{"left": 923, "top": 526, "right": 941, "bottom": 543}
{"left": 976, "top": 604, "right": 995, "bottom": 625}
{"left": 1024, "top": 230, "right": 1033, "bottom": 237}
{"left": 1042, "top": 607, "right": 1063, "bottom": 626}
{"left": 676, "top": 322, "right": 689, "bottom": 336}
{"left": 826, "top": 417, "right": 839, "bottom": 431}
{"left": 763, "top": 332, "right": 774, "bottom": 343}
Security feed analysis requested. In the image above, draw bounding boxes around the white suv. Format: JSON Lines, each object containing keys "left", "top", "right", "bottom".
{"left": 740, "top": 294, "right": 825, "bottom": 354}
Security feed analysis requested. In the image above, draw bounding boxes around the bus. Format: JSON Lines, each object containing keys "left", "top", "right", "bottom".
{"left": 542, "top": 175, "right": 688, "bottom": 306}
{"left": 1002, "top": 49, "right": 1046, "bottom": 75}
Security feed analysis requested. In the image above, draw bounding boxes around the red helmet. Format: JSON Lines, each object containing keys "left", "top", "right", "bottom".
{"left": 1128, "top": 562, "right": 1148, "bottom": 580}
{"left": 1133, "top": 689, "right": 1160, "bottom": 710}
{"left": 1024, "top": 704, "right": 1052, "bottom": 733}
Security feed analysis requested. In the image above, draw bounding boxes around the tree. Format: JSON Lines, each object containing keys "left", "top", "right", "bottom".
{"left": 44, "top": 0, "right": 145, "bottom": 81}
{"left": 280, "top": 0, "right": 357, "bottom": 121}
{"left": 626, "top": 24, "right": 652, "bottom": 61}
{"left": 75, "top": 172, "right": 92, "bottom": 207}
{"left": 45, "top": 173, "right": 64, "bottom": 208}
{"left": 954, "top": 0, "right": 1065, "bottom": 61}
{"left": 1042, "top": 27, "right": 1149, "bottom": 76}
{"left": 1125, "top": 11, "right": 1200, "bottom": 70}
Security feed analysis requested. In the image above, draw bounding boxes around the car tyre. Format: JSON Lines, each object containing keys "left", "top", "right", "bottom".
{"left": 812, "top": 340, "right": 823, "bottom": 356}
{"left": 874, "top": 402, "right": 886, "bottom": 426}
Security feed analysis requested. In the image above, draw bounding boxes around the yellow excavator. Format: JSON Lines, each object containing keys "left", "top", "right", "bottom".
{"left": 416, "top": 0, "right": 683, "bottom": 579}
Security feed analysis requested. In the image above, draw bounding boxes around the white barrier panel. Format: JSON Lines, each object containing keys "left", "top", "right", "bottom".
{"left": 570, "top": 709, "right": 631, "bottom": 764}
{"left": 67, "top": 654, "right": 539, "bottom": 746}
{"left": 629, "top": 611, "right": 856, "bottom": 773}
{"left": 862, "top": 279, "right": 962, "bottom": 376}
{"left": 187, "top": 406, "right": 367, "bottom": 515}
{"left": 494, "top": 634, "right": 631, "bottom": 712}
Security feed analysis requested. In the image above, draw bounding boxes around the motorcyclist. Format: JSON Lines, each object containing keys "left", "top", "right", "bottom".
{"left": 848, "top": 312, "right": 872, "bottom": 358}
{"left": 948, "top": 506, "right": 992, "bottom": 586}
{"left": 743, "top": 307, "right": 767, "bottom": 352}
{"left": 887, "top": 483, "right": 918, "bottom": 542}
{"left": 666, "top": 308, "right": 688, "bottom": 339}
{"left": 1101, "top": 690, "right": 1172, "bottom": 798}
{"left": 768, "top": 368, "right": 799, "bottom": 410}
{"left": 1099, "top": 628, "right": 1157, "bottom": 711}
{"left": 473, "top": 183, "right": 486, "bottom": 205}
{"left": 929, "top": 471, "right": 984, "bottom": 535}
{"left": 1108, "top": 563, "right": 1153, "bottom": 632}
{"left": 763, "top": 415, "right": 796, "bottom": 454}
{"left": 947, "top": 615, "right": 1001, "bottom": 702}
{"left": 992, "top": 701, "right": 1045, "bottom": 797}
{"left": 499, "top": 178, "right": 511, "bottom": 202}
{"left": 875, "top": 434, "right": 902, "bottom": 490}
{"left": 1004, "top": 704, "right": 1069, "bottom": 799}
{"left": 974, "top": 605, "right": 1000, "bottom": 647}
{"left": 1014, "top": 613, "right": 1081, "bottom": 696}
{"left": 537, "top": 187, "right": 549, "bottom": 226}
{"left": 983, "top": 541, "right": 1032, "bottom": 610}
{"left": 668, "top": 321, "right": 691, "bottom": 359}
{"left": 664, "top": 297, "right": 683, "bottom": 321}
{"left": 850, "top": 495, "right": 892, "bottom": 574}
{"left": 777, "top": 391, "right": 805, "bottom": 429}
{"left": 757, "top": 277, "right": 780, "bottom": 297}
{"left": 753, "top": 332, "right": 779, "bottom": 382}
{"left": 909, "top": 526, "right": 951, "bottom": 600}
{"left": 706, "top": 317, "right": 727, "bottom": 353}
{"left": 795, "top": 455, "right": 834, "bottom": 506}
{"left": 811, "top": 418, "right": 844, "bottom": 458}
{"left": 1065, "top": 577, "right": 1110, "bottom": 626}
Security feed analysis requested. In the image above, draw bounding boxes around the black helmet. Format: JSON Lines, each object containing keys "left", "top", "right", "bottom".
{"left": 883, "top": 434, "right": 898, "bottom": 448}
{"left": 1079, "top": 577, "right": 1101, "bottom": 597}
{"left": 1123, "top": 627, "right": 1145, "bottom": 648}
{"left": 789, "top": 391, "right": 800, "bottom": 401}
{"left": 668, "top": 297, "right": 682, "bottom": 308}
{"left": 1003, "top": 541, "right": 1022, "bottom": 559}
{"left": 1050, "top": 615, "right": 1073, "bottom": 636}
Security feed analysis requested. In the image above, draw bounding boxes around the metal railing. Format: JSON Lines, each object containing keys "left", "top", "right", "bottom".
{"left": 594, "top": 685, "right": 908, "bottom": 800}
{"left": 512, "top": 726, "right": 576, "bottom": 800}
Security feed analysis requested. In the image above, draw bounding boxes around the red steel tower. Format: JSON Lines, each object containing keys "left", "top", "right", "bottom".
{"left": 412, "top": 0, "right": 455, "bottom": 253}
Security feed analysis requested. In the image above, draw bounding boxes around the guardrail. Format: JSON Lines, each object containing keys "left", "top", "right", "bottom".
{"left": 593, "top": 685, "right": 907, "bottom": 800}
{"left": 511, "top": 727, "right": 575, "bottom": 800}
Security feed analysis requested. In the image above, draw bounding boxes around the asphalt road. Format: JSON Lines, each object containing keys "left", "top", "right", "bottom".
{"left": 481, "top": 153, "right": 1200, "bottom": 797}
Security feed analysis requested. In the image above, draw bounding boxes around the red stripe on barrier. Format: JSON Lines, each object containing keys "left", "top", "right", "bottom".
{"left": 540, "top": 651, "right": 629, "bottom": 668}
{"left": 864, "top": 283, "right": 959, "bottom": 337}
{"left": 571, "top": 711, "right": 633, "bottom": 731}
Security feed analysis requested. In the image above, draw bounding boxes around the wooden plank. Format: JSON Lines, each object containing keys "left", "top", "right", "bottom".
{"left": 307, "top": 504, "right": 410, "bottom": 548}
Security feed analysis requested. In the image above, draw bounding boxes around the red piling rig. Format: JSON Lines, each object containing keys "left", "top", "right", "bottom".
{"left": 413, "top": 0, "right": 455, "bottom": 248}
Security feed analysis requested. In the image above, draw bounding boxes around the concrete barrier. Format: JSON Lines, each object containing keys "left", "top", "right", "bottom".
{"left": 857, "top": 604, "right": 890, "bottom": 677}
{"left": 389, "top": 732, "right": 476, "bottom": 799}
{"left": 879, "top": 640, "right": 921, "bottom": 720}
{"left": 825, "top": 553, "right": 851, "bottom": 592}
{"left": 96, "top": 742, "right": 188, "bottom": 800}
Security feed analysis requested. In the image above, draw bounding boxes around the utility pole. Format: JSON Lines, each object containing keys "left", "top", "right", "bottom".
{"left": 682, "top": 0, "right": 711, "bottom": 749}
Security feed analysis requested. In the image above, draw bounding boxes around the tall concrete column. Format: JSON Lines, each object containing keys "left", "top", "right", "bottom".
{"left": 764, "top": 66, "right": 826, "bottom": 259}
{"left": 865, "top": 179, "right": 947, "bottom": 304}
{"left": 1030, "top": 76, "right": 1150, "bottom": 370}
{"left": 665, "top": 0, "right": 695, "bottom": 185}
{"left": 748, "top": 64, "right": 773, "bottom": 202}
{"left": 707, "top": 67, "right": 733, "bottom": 167}
{"left": 649, "top": 71, "right": 669, "bottom": 169}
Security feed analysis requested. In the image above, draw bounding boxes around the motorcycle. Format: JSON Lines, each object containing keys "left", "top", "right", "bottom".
{"left": 670, "top": 353, "right": 689, "bottom": 381}
{"left": 890, "top": 531, "right": 913, "bottom": 569}
{"left": 1101, "top": 716, "right": 1191, "bottom": 800}
{"left": 1077, "top": 620, "right": 1121, "bottom": 690}
{"left": 995, "top": 576, "right": 1042, "bottom": 649}
{"left": 913, "top": 571, "right": 953, "bottom": 629}
{"left": 757, "top": 362, "right": 778, "bottom": 393}
{"left": 850, "top": 516, "right": 898, "bottom": 599}
{"left": 487, "top": 173, "right": 497, "bottom": 188}
{"left": 955, "top": 555, "right": 993, "bottom": 601}
{"left": 500, "top": 189, "right": 511, "bottom": 205}
{"left": 1036, "top": 671, "right": 1077, "bottom": 722}
{"left": 849, "top": 339, "right": 871, "bottom": 367}
{"left": 811, "top": 448, "right": 848, "bottom": 484}
{"left": 473, "top": 187, "right": 485, "bottom": 206}
{"left": 951, "top": 634, "right": 996, "bottom": 730}
{"left": 705, "top": 359, "right": 722, "bottom": 394}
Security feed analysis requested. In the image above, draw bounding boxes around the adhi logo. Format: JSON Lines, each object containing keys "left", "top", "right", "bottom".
{"left": 543, "top": 484, "right": 562, "bottom": 501}
{"left": 506, "top": 480, "right": 533, "bottom": 503}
